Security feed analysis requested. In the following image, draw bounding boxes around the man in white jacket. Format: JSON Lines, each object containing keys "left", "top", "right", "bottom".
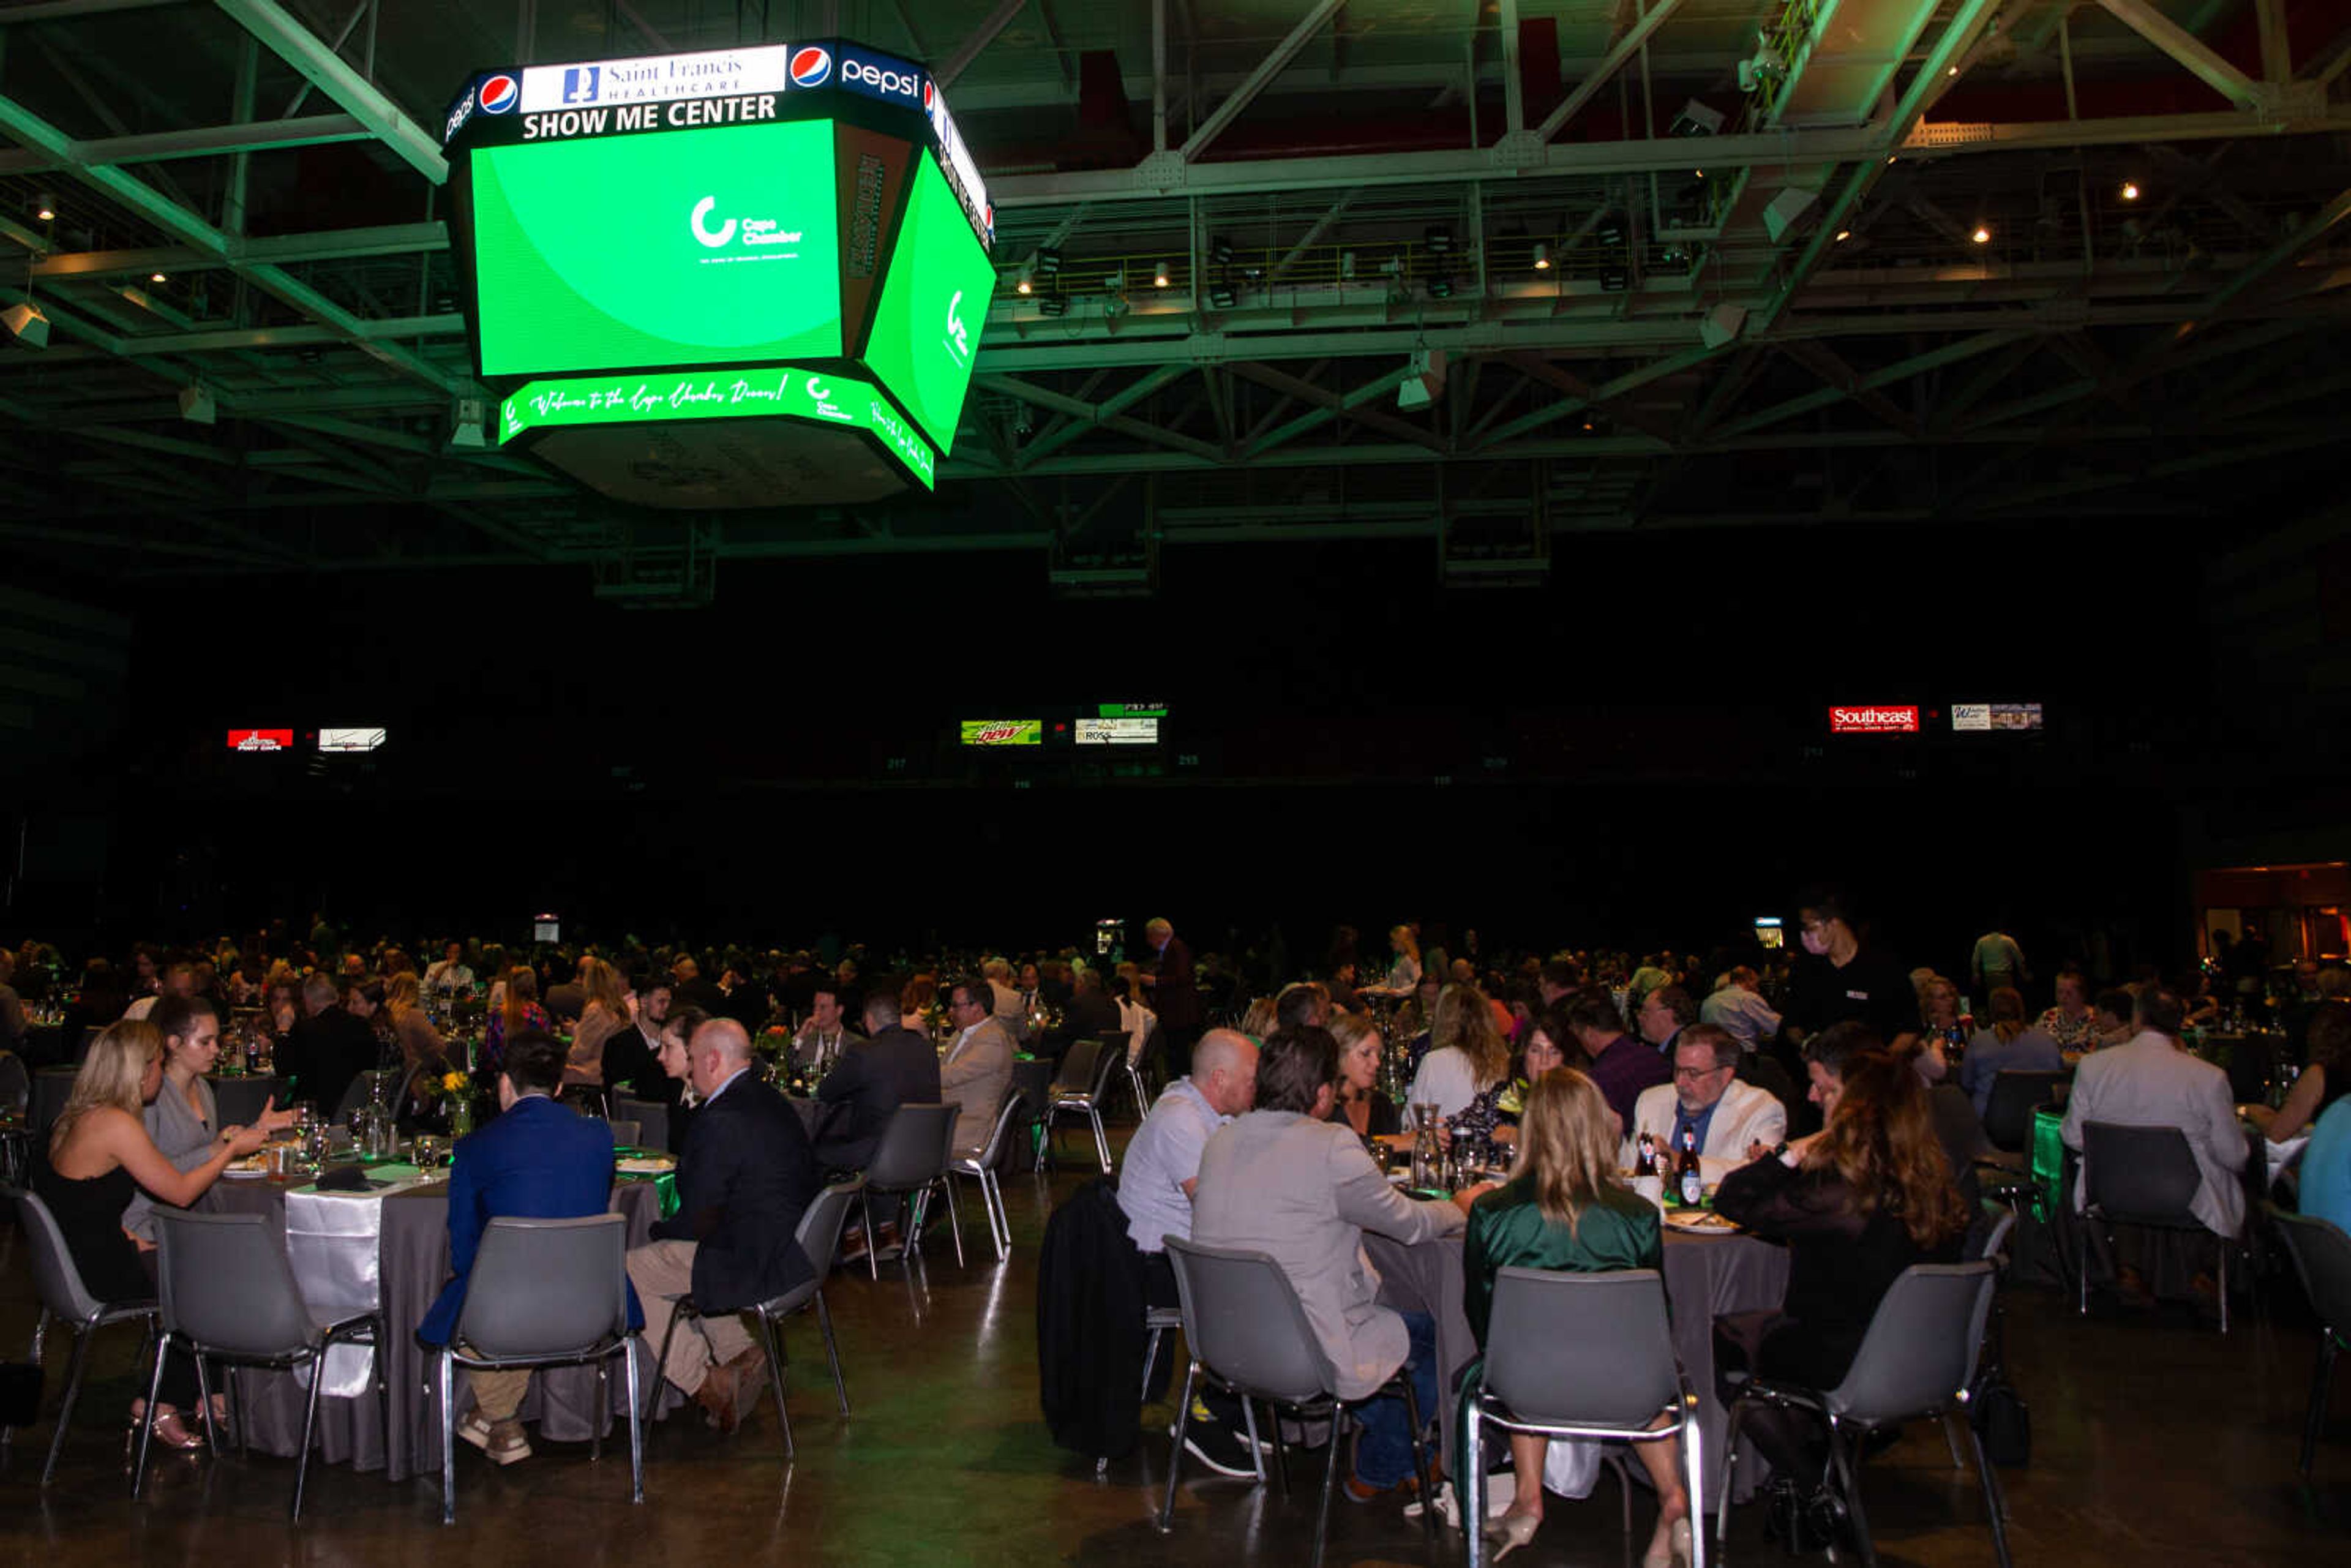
{"left": 1622, "top": 1024, "right": 1787, "bottom": 1172}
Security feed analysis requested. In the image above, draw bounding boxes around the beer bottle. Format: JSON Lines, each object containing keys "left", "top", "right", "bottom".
{"left": 1635, "top": 1132, "right": 1657, "bottom": 1178}
{"left": 1676, "top": 1127, "right": 1704, "bottom": 1207}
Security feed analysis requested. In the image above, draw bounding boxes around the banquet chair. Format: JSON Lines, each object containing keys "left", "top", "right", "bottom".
{"left": 0, "top": 1049, "right": 29, "bottom": 1114}
{"left": 1039, "top": 1039, "right": 1104, "bottom": 1174}
{"left": 4, "top": 1188, "right": 160, "bottom": 1487}
{"left": 1717, "top": 1261, "right": 2008, "bottom": 1568}
{"left": 437, "top": 1214, "right": 643, "bottom": 1525}
{"left": 612, "top": 1094, "right": 669, "bottom": 1153}
{"left": 2077, "top": 1120, "right": 2229, "bottom": 1332}
{"left": 2268, "top": 1205, "right": 2351, "bottom": 1477}
{"left": 332, "top": 1069, "right": 394, "bottom": 1127}
{"left": 1158, "top": 1237, "right": 1437, "bottom": 1568}
{"left": 605, "top": 1119, "right": 642, "bottom": 1149}
{"left": 859, "top": 1102, "right": 962, "bottom": 1278}
{"left": 645, "top": 1177, "right": 863, "bottom": 1455}
{"left": 1049, "top": 1038, "right": 1124, "bottom": 1175}
{"left": 1464, "top": 1269, "right": 1704, "bottom": 1568}
{"left": 139, "top": 1208, "right": 388, "bottom": 1520}
{"left": 949, "top": 1092, "right": 1030, "bottom": 1261}
{"left": 1981, "top": 1071, "right": 2068, "bottom": 1155}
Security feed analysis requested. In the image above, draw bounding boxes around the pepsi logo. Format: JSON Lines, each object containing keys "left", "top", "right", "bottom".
{"left": 478, "top": 73, "right": 519, "bottom": 114}
{"left": 789, "top": 47, "right": 831, "bottom": 88}
{"left": 921, "top": 80, "right": 936, "bottom": 111}
{"left": 844, "top": 56, "right": 919, "bottom": 98}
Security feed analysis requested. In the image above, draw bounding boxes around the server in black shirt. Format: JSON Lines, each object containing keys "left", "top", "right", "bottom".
{"left": 1782, "top": 887, "right": 1920, "bottom": 1056}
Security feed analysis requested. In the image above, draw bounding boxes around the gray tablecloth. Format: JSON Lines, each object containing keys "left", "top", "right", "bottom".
{"left": 206, "top": 1174, "right": 663, "bottom": 1481}
{"left": 1362, "top": 1223, "right": 1790, "bottom": 1507}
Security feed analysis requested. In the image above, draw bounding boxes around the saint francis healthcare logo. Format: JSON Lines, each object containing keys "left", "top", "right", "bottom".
{"left": 789, "top": 47, "right": 831, "bottom": 88}
{"left": 478, "top": 73, "right": 519, "bottom": 113}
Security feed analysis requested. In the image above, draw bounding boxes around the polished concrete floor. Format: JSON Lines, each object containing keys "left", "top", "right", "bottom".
{"left": 5, "top": 1127, "right": 2348, "bottom": 1566}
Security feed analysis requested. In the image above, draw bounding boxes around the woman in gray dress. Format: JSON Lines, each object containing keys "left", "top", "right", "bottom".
{"left": 126, "top": 994, "right": 293, "bottom": 1241}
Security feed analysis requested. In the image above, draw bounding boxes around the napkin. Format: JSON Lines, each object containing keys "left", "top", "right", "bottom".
{"left": 312, "top": 1163, "right": 373, "bottom": 1192}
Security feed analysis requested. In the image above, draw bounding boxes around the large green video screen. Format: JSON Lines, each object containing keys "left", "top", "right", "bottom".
{"left": 863, "top": 149, "right": 997, "bottom": 454}
{"left": 470, "top": 119, "right": 842, "bottom": 377}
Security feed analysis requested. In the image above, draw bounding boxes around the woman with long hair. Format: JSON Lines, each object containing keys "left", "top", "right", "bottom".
{"left": 1408, "top": 983, "right": 1515, "bottom": 1142}
{"left": 124, "top": 996, "right": 296, "bottom": 1244}
{"left": 384, "top": 973, "right": 457, "bottom": 1132}
{"left": 2252, "top": 1000, "right": 2351, "bottom": 1142}
{"left": 38, "top": 1021, "right": 277, "bottom": 1449}
{"left": 564, "top": 956, "right": 629, "bottom": 1090}
{"left": 1712, "top": 1049, "right": 1967, "bottom": 1512}
{"left": 1463, "top": 1069, "right": 1688, "bottom": 1564}
{"left": 481, "top": 965, "right": 548, "bottom": 1082}
{"left": 1375, "top": 923, "right": 1423, "bottom": 995}
{"left": 900, "top": 973, "right": 938, "bottom": 1033}
{"left": 1959, "top": 986, "right": 2064, "bottom": 1115}
{"left": 1330, "top": 1010, "right": 1400, "bottom": 1140}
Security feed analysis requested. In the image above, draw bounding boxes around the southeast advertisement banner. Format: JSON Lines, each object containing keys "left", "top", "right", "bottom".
{"left": 498, "top": 367, "right": 936, "bottom": 488}
{"left": 470, "top": 118, "right": 843, "bottom": 377}
{"left": 864, "top": 151, "right": 998, "bottom": 454}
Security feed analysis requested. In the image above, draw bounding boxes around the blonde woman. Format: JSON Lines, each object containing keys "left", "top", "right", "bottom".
{"left": 385, "top": 973, "right": 458, "bottom": 1131}
{"left": 37, "top": 1021, "right": 277, "bottom": 1449}
{"left": 1330, "top": 1010, "right": 1401, "bottom": 1139}
{"left": 1407, "top": 983, "right": 1514, "bottom": 1141}
{"left": 1370, "top": 924, "right": 1422, "bottom": 996}
{"left": 1461, "top": 1069, "right": 1687, "bottom": 1566}
{"left": 564, "top": 956, "right": 629, "bottom": 1089}
{"left": 1236, "top": 995, "right": 1280, "bottom": 1042}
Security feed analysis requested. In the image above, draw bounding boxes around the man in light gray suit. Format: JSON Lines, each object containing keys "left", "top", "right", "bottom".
{"left": 1192, "top": 1025, "right": 1487, "bottom": 1503}
{"left": 940, "top": 976, "right": 1014, "bottom": 1163}
{"left": 2062, "top": 986, "right": 2246, "bottom": 1313}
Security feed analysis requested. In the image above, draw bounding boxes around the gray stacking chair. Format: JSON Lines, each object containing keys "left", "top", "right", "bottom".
{"left": 437, "top": 1214, "right": 643, "bottom": 1525}
{"left": 1039, "top": 1038, "right": 1105, "bottom": 1174}
{"left": 138, "top": 1208, "right": 387, "bottom": 1520}
{"left": 1114, "top": 1029, "right": 1154, "bottom": 1122}
{"left": 949, "top": 1092, "right": 1030, "bottom": 1261}
{"left": 332, "top": 1068, "right": 393, "bottom": 1126}
{"left": 859, "top": 1102, "right": 962, "bottom": 1277}
{"left": 2079, "top": 1120, "right": 2229, "bottom": 1331}
{"left": 1719, "top": 1260, "right": 2008, "bottom": 1568}
{"left": 4, "top": 1188, "right": 160, "bottom": 1487}
{"left": 1463, "top": 1269, "right": 1704, "bottom": 1568}
{"left": 1981, "top": 1070, "right": 2067, "bottom": 1154}
{"left": 645, "top": 1176, "right": 864, "bottom": 1455}
{"left": 0, "top": 1051, "right": 29, "bottom": 1114}
{"left": 612, "top": 1093, "right": 669, "bottom": 1153}
{"left": 1158, "top": 1236, "right": 1436, "bottom": 1568}
{"left": 2269, "top": 1204, "right": 2351, "bottom": 1476}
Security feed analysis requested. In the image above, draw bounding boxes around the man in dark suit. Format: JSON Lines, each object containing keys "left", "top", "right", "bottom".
{"left": 280, "top": 972, "right": 381, "bottom": 1119}
{"left": 812, "top": 987, "right": 943, "bottom": 1170}
{"left": 602, "top": 978, "right": 670, "bottom": 1105}
{"left": 668, "top": 953, "right": 727, "bottom": 1016}
{"left": 1054, "top": 966, "right": 1123, "bottom": 1067}
{"left": 417, "top": 1030, "right": 640, "bottom": 1466}
{"left": 1142, "top": 917, "right": 1202, "bottom": 1079}
{"left": 626, "top": 1016, "right": 822, "bottom": 1431}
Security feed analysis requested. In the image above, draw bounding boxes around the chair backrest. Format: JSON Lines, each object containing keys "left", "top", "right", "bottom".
{"left": 1976, "top": 1209, "right": 2017, "bottom": 1264}
{"left": 613, "top": 1095, "right": 669, "bottom": 1153}
{"left": 973, "top": 1090, "right": 1029, "bottom": 1170}
{"left": 1086, "top": 1040, "right": 1122, "bottom": 1100}
{"left": 1163, "top": 1236, "right": 1335, "bottom": 1406}
{"left": 1485, "top": 1267, "right": 1679, "bottom": 1429}
{"left": 10, "top": 1188, "right": 111, "bottom": 1322}
{"left": 0, "top": 1051, "right": 28, "bottom": 1114}
{"left": 154, "top": 1209, "right": 321, "bottom": 1357}
{"left": 2270, "top": 1205, "right": 2351, "bottom": 1341}
{"left": 1828, "top": 1261, "right": 1997, "bottom": 1424}
{"left": 606, "top": 1119, "right": 641, "bottom": 1149}
{"left": 31, "top": 1070, "right": 74, "bottom": 1136}
{"left": 332, "top": 1068, "right": 391, "bottom": 1125}
{"left": 456, "top": 1214, "right": 631, "bottom": 1359}
{"left": 1049, "top": 1038, "right": 1103, "bottom": 1101}
{"left": 782, "top": 1177, "right": 866, "bottom": 1296}
{"left": 1982, "top": 1070, "right": 2067, "bottom": 1150}
{"left": 864, "top": 1101, "right": 960, "bottom": 1189}
{"left": 2082, "top": 1120, "right": 2201, "bottom": 1223}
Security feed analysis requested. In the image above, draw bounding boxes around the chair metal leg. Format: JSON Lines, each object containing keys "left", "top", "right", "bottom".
{"left": 983, "top": 1169, "right": 1009, "bottom": 1260}
{"left": 1942, "top": 1410, "right": 1967, "bottom": 1469}
{"left": 1966, "top": 1407, "right": 2014, "bottom": 1568}
{"left": 1826, "top": 1418, "right": 1875, "bottom": 1568}
{"left": 815, "top": 1289, "right": 849, "bottom": 1416}
{"left": 1311, "top": 1400, "right": 1344, "bottom": 1568}
{"left": 3, "top": 1308, "right": 45, "bottom": 1460}
{"left": 1159, "top": 1359, "right": 1199, "bottom": 1533}
{"left": 1681, "top": 1412, "right": 1708, "bottom": 1568}
{"left": 1142, "top": 1327, "right": 1163, "bottom": 1408}
{"left": 1462, "top": 1401, "right": 1488, "bottom": 1568}
{"left": 2218, "top": 1236, "right": 2230, "bottom": 1335}
{"left": 590, "top": 1361, "right": 606, "bottom": 1463}
{"left": 941, "top": 1177, "right": 965, "bottom": 1268}
{"left": 46, "top": 1325, "right": 92, "bottom": 1489}
{"left": 1400, "top": 1370, "right": 1436, "bottom": 1546}
{"left": 374, "top": 1316, "right": 391, "bottom": 1474}
{"left": 623, "top": 1337, "right": 645, "bottom": 1503}
{"left": 440, "top": 1349, "right": 459, "bottom": 1525}
{"left": 861, "top": 1191, "right": 880, "bottom": 1282}
{"left": 1239, "top": 1395, "right": 1266, "bottom": 1484}
{"left": 1716, "top": 1397, "right": 1749, "bottom": 1547}
{"left": 2302, "top": 1337, "right": 2338, "bottom": 1477}
{"left": 193, "top": 1355, "right": 221, "bottom": 1453}
{"left": 233, "top": 1367, "right": 249, "bottom": 1459}
{"left": 759, "top": 1310, "right": 793, "bottom": 1459}
{"left": 129, "top": 1329, "right": 165, "bottom": 1496}
{"left": 2077, "top": 1214, "right": 2092, "bottom": 1316}
{"left": 292, "top": 1348, "right": 325, "bottom": 1521}
{"left": 1090, "top": 1105, "right": 1111, "bottom": 1174}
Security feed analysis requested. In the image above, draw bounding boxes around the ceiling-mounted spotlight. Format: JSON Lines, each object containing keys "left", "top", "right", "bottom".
{"left": 1035, "top": 247, "right": 1062, "bottom": 279}
{"left": 150, "top": 271, "right": 168, "bottom": 284}
{"left": 448, "top": 396, "right": 487, "bottom": 451}
{"left": 1208, "top": 280, "right": 1237, "bottom": 309}
{"left": 1599, "top": 266, "right": 1630, "bottom": 292}
{"left": 1669, "top": 99, "right": 1724, "bottom": 138}
{"left": 1531, "top": 242, "right": 1553, "bottom": 271}
{"left": 1834, "top": 228, "right": 1852, "bottom": 242}
{"left": 1971, "top": 224, "right": 1992, "bottom": 245}
{"left": 34, "top": 193, "right": 57, "bottom": 222}
{"left": 1700, "top": 302, "right": 1747, "bottom": 348}
{"left": 2120, "top": 181, "right": 2140, "bottom": 201}
{"left": 2, "top": 301, "right": 51, "bottom": 350}
{"left": 1038, "top": 294, "right": 1068, "bottom": 317}
{"left": 1425, "top": 226, "right": 1453, "bottom": 256}
{"left": 178, "top": 384, "right": 216, "bottom": 425}
{"left": 1427, "top": 274, "right": 1455, "bottom": 299}
{"left": 1340, "top": 250, "right": 1357, "bottom": 279}
{"left": 1597, "top": 216, "right": 1625, "bottom": 249}
{"left": 1152, "top": 259, "right": 1171, "bottom": 288}
{"left": 1015, "top": 266, "right": 1033, "bottom": 295}
{"left": 1210, "top": 236, "right": 1234, "bottom": 266}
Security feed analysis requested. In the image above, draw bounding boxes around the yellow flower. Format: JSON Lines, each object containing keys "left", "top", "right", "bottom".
{"left": 441, "top": 1071, "right": 467, "bottom": 1093}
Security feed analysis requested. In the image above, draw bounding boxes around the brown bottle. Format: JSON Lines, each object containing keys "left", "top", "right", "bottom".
{"left": 1676, "top": 1127, "right": 1703, "bottom": 1206}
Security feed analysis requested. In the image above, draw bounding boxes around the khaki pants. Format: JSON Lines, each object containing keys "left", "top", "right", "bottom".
{"left": 626, "top": 1238, "right": 751, "bottom": 1395}
{"left": 466, "top": 1360, "right": 530, "bottom": 1422}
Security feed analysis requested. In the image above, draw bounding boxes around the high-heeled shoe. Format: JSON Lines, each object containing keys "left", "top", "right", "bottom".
{"left": 1641, "top": 1514, "right": 1693, "bottom": 1568}
{"left": 126, "top": 1404, "right": 206, "bottom": 1457}
{"left": 1484, "top": 1512, "right": 1542, "bottom": 1562}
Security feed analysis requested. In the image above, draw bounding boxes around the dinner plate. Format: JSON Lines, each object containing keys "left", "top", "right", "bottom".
{"left": 1663, "top": 1208, "right": 1737, "bottom": 1232}
{"left": 616, "top": 1155, "right": 675, "bottom": 1175}
{"left": 221, "top": 1166, "right": 271, "bottom": 1179}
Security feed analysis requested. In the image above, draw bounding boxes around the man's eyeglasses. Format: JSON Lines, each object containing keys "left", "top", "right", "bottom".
{"left": 1673, "top": 1064, "right": 1730, "bottom": 1081}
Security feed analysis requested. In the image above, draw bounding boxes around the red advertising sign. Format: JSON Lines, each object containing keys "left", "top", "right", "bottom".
{"left": 227, "top": 728, "right": 294, "bottom": 752}
{"left": 1828, "top": 705, "right": 1919, "bottom": 734}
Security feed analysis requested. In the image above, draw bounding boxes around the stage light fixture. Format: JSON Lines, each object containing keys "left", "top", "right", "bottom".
{"left": 1208, "top": 281, "right": 1237, "bottom": 309}
{"left": 1035, "top": 247, "right": 1062, "bottom": 279}
{"left": 1599, "top": 267, "right": 1630, "bottom": 292}
{"left": 1038, "top": 294, "right": 1068, "bottom": 317}
{"left": 449, "top": 396, "right": 487, "bottom": 451}
{"left": 151, "top": 271, "right": 167, "bottom": 284}
{"left": 1669, "top": 99, "right": 1724, "bottom": 137}
{"left": 34, "top": 193, "right": 56, "bottom": 222}
{"left": 178, "top": 384, "right": 216, "bottom": 425}
{"left": 1425, "top": 226, "right": 1453, "bottom": 255}
{"left": 1340, "top": 250, "right": 1357, "bottom": 279}
{"left": 2, "top": 301, "right": 50, "bottom": 350}
{"left": 1762, "top": 187, "right": 1818, "bottom": 242}
{"left": 1211, "top": 236, "right": 1234, "bottom": 265}
{"left": 1153, "top": 259, "right": 1171, "bottom": 288}
{"left": 1015, "top": 266, "right": 1033, "bottom": 295}
{"left": 1700, "top": 302, "right": 1747, "bottom": 348}
{"left": 1971, "top": 225, "right": 1992, "bottom": 245}
{"left": 2120, "top": 181, "right": 2140, "bottom": 201}
{"left": 1834, "top": 229, "right": 1852, "bottom": 242}
{"left": 1427, "top": 274, "right": 1455, "bottom": 299}
{"left": 1532, "top": 242, "right": 1552, "bottom": 271}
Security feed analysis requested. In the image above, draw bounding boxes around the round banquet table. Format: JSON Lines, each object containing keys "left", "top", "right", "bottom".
{"left": 1361, "top": 1221, "right": 1790, "bottom": 1509}
{"left": 206, "top": 1171, "right": 665, "bottom": 1481}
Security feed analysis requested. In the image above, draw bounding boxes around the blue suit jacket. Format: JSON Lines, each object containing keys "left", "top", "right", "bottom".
{"left": 418, "top": 1094, "right": 643, "bottom": 1346}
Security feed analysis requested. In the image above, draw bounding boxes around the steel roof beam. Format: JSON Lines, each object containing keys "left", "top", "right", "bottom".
{"left": 1179, "top": 0, "right": 1348, "bottom": 162}
{"left": 1528, "top": 0, "right": 1685, "bottom": 145}
{"left": 213, "top": 0, "right": 446, "bottom": 184}
{"left": 2095, "top": 0, "right": 2264, "bottom": 110}
{"left": 934, "top": 0, "right": 1028, "bottom": 89}
{"left": 0, "top": 113, "right": 370, "bottom": 176}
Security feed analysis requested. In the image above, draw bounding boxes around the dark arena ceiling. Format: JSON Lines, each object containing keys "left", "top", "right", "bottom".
{"left": 1, "top": 0, "right": 2347, "bottom": 596}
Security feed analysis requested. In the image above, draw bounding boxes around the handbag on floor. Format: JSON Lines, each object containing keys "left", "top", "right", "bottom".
{"left": 1969, "top": 1366, "right": 2031, "bottom": 1466}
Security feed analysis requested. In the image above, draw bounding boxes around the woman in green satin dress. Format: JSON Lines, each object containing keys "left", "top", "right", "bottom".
{"left": 1463, "top": 1068, "right": 1692, "bottom": 1566}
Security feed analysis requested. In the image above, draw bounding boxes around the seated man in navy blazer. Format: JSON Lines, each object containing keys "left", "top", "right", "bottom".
{"left": 812, "top": 983, "right": 943, "bottom": 1171}
{"left": 418, "top": 1028, "right": 640, "bottom": 1468}
{"left": 626, "top": 1016, "right": 823, "bottom": 1431}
